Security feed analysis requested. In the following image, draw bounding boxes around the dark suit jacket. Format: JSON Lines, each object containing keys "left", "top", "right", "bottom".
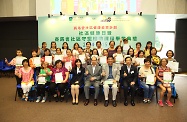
{"left": 70, "top": 67, "right": 85, "bottom": 86}
{"left": 120, "top": 64, "right": 138, "bottom": 84}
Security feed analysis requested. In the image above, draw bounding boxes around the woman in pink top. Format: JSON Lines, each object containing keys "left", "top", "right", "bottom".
{"left": 63, "top": 49, "right": 76, "bottom": 70}
{"left": 49, "top": 60, "right": 69, "bottom": 102}
{"left": 5, "top": 49, "right": 27, "bottom": 97}
{"left": 17, "top": 59, "right": 34, "bottom": 101}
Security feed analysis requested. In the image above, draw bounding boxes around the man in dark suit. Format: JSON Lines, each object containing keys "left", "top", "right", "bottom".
{"left": 120, "top": 57, "right": 138, "bottom": 106}
{"left": 84, "top": 56, "right": 102, "bottom": 106}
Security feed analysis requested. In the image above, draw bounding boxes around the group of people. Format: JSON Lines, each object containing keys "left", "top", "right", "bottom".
{"left": 5, "top": 38, "right": 177, "bottom": 107}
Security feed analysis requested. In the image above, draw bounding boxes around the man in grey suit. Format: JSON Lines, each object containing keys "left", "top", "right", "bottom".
{"left": 101, "top": 56, "right": 120, "bottom": 107}
{"left": 84, "top": 56, "right": 102, "bottom": 106}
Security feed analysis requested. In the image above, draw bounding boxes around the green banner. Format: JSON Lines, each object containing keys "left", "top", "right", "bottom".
{"left": 38, "top": 15, "right": 155, "bottom": 49}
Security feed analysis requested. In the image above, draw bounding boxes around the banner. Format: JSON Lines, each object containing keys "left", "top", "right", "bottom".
{"left": 38, "top": 15, "right": 155, "bottom": 49}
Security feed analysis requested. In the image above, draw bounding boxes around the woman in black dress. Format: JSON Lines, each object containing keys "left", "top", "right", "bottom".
{"left": 70, "top": 59, "right": 85, "bottom": 105}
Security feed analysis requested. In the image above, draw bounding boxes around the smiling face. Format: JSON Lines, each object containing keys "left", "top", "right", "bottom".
{"left": 56, "top": 61, "right": 62, "bottom": 69}
{"left": 167, "top": 51, "right": 173, "bottom": 58}
{"left": 109, "top": 41, "right": 115, "bottom": 48}
{"left": 44, "top": 50, "right": 50, "bottom": 56}
{"left": 103, "top": 50, "right": 108, "bottom": 57}
{"left": 56, "top": 49, "right": 62, "bottom": 55}
{"left": 117, "top": 46, "right": 122, "bottom": 53}
{"left": 107, "top": 57, "right": 114, "bottom": 65}
{"left": 32, "top": 51, "right": 37, "bottom": 57}
{"left": 86, "top": 42, "right": 91, "bottom": 49}
{"left": 63, "top": 43, "right": 68, "bottom": 49}
{"left": 125, "top": 57, "right": 132, "bottom": 65}
{"left": 51, "top": 42, "right": 56, "bottom": 48}
{"left": 151, "top": 48, "right": 157, "bottom": 55}
{"left": 16, "top": 50, "right": 22, "bottom": 56}
{"left": 128, "top": 49, "right": 134, "bottom": 55}
{"left": 66, "top": 50, "right": 72, "bottom": 57}
{"left": 160, "top": 59, "right": 168, "bottom": 67}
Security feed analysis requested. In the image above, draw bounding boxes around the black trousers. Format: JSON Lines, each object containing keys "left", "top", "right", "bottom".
{"left": 49, "top": 82, "right": 67, "bottom": 97}
{"left": 37, "top": 82, "right": 50, "bottom": 97}
{"left": 123, "top": 81, "right": 136, "bottom": 101}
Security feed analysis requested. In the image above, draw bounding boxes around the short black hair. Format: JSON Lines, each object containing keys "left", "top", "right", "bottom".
{"left": 125, "top": 56, "right": 132, "bottom": 61}
{"left": 96, "top": 41, "right": 101, "bottom": 45}
{"left": 136, "top": 42, "right": 142, "bottom": 47}
{"left": 144, "top": 58, "right": 151, "bottom": 63}
{"left": 86, "top": 42, "right": 91, "bottom": 45}
{"left": 109, "top": 41, "right": 115, "bottom": 45}
{"left": 43, "top": 48, "right": 52, "bottom": 57}
{"left": 137, "top": 50, "right": 145, "bottom": 57}
{"left": 107, "top": 56, "right": 114, "bottom": 60}
{"left": 55, "top": 60, "right": 64, "bottom": 66}
{"left": 115, "top": 45, "right": 123, "bottom": 52}
{"left": 56, "top": 48, "right": 61, "bottom": 52}
{"left": 31, "top": 49, "right": 38, "bottom": 53}
{"left": 16, "top": 49, "right": 22, "bottom": 53}
{"left": 123, "top": 38, "right": 128, "bottom": 42}
{"left": 66, "top": 49, "right": 72, "bottom": 53}
{"left": 22, "top": 59, "right": 29, "bottom": 66}
{"left": 166, "top": 50, "right": 174, "bottom": 57}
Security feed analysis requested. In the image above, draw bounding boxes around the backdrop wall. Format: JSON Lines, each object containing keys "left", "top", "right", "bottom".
{"left": 38, "top": 15, "right": 155, "bottom": 49}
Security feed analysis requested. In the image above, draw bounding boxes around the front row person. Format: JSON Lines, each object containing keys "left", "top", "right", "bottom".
{"left": 84, "top": 56, "right": 102, "bottom": 106}
{"left": 156, "top": 58, "right": 173, "bottom": 107}
{"left": 70, "top": 59, "right": 85, "bottom": 105}
{"left": 139, "top": 58, "right": 156, "bottom": 103}
{"left": 120, "top": 57, "right": 138, "bottom": 106}
{"left": 48, "top": 60, "right": 69, "bottom": 102}
{"left": 101, "top": 56, "right": 120, "bottom": 107}
{"left": 16, "top": 59, "right": 34, "bottom": 101}
{"left": 36, "top": 62, "right": 52, "bottom": 103}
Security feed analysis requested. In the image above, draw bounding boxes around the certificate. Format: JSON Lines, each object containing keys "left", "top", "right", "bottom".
{"left": 124, "top": 55, "right": 131, "bottom": 59}
{"left": 99, "top": 56, "right": 107, "bottom": 64}
{"left": 16, "top": 57, "right": 26, "bottom": 66}
{"left": 105, "top": 79, "right": 113, "bottom": 85}
{"left": 136, "top": 58, "right": 145, "bottom": 66}
{"left": 91, "top": 55, "right": 98, "bottom": 59}
{"left": 116, "top": 54, "right": 123, "bottom": 63}
{"left": 123, "top": 44, "right": 130, "bottom": 51}
{"left": 33, "top": 57, "right": 41, "bottom": 67}
{"left": 65, "top": 62, "right": 72, "bottom": 70}
{"left": 79, "top": 55, "right": 86, "bottom": 64}
{"left": 45, "top": 56, "right": 52, "bottom": 64}
{"left": 55, "top": 72, "right": 63, "bottom": 83}
{"left": 163, "top": 72, "right": 172, "bottom": 83}
{"left": 146, "top": 74, "right": 155, "bottom": 85}
{"left": 54, "top": 55, "right": 63, "bottom": 61}
{"left": 167, "top": 61, "right": 179, "bottom": 72}
{"left": 38, "top": 77, "right": 46, "bottom": 84}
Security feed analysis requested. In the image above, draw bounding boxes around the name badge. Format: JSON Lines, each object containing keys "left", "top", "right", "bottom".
{"left": 131, "top": 71, "right": 134, "bottom": 74}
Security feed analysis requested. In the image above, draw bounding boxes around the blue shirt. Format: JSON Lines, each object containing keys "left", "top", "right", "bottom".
{"left": 107, "top": 66, "right": 113, "bottom": 79}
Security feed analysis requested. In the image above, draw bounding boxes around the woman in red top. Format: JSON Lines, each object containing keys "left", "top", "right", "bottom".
{"left": 48, "top": 60, "right": 69, "bottom": 102}
{"left": 41, "top": 48, "right": 54, "bottom": 70}
{"left": 156, "top": 58, "right": 173, "bottom": 107}
{"left": 63, "top": 49, "right": 76, "bottom": 70}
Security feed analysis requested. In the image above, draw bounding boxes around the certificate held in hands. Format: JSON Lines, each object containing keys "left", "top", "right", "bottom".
{"left": 79, "top": 55, "right": 86, "bottom": 64}
{"left": 45, "top": 56, "right": 52, "bottom": 64}
{"left": 38, "top": 77, "right": 46, "bottom": 84}
{"left": 55, "top": 72, "right": 63, "bottom": 84}
{"left": 116, "top": 54, "right": 123, "bottom": 63}
{"left": 163, "top": 72, "right": 172, "bottom": 83}
{"left": 146, "top": 74, "right": 155, "bottom": 85}
{"left": 65, "top": 62, "right": 72, "bottom": 70}
{"left": 54, "top": 55, "right": 63, "bottom": 62}
{"left": 167, "top": 61, "right": 179, "bottom": 72}
{"left": 136, "top": 58, "right": 145, "bottom": 66}
{"left": 16, "top": 57, "right": 26, "bottom": 66}
{"left": 99, "top": 56, "right": 107, "bottom": 65}
{"left": 33, "top": 57, "right": 41, "bottom": 67}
